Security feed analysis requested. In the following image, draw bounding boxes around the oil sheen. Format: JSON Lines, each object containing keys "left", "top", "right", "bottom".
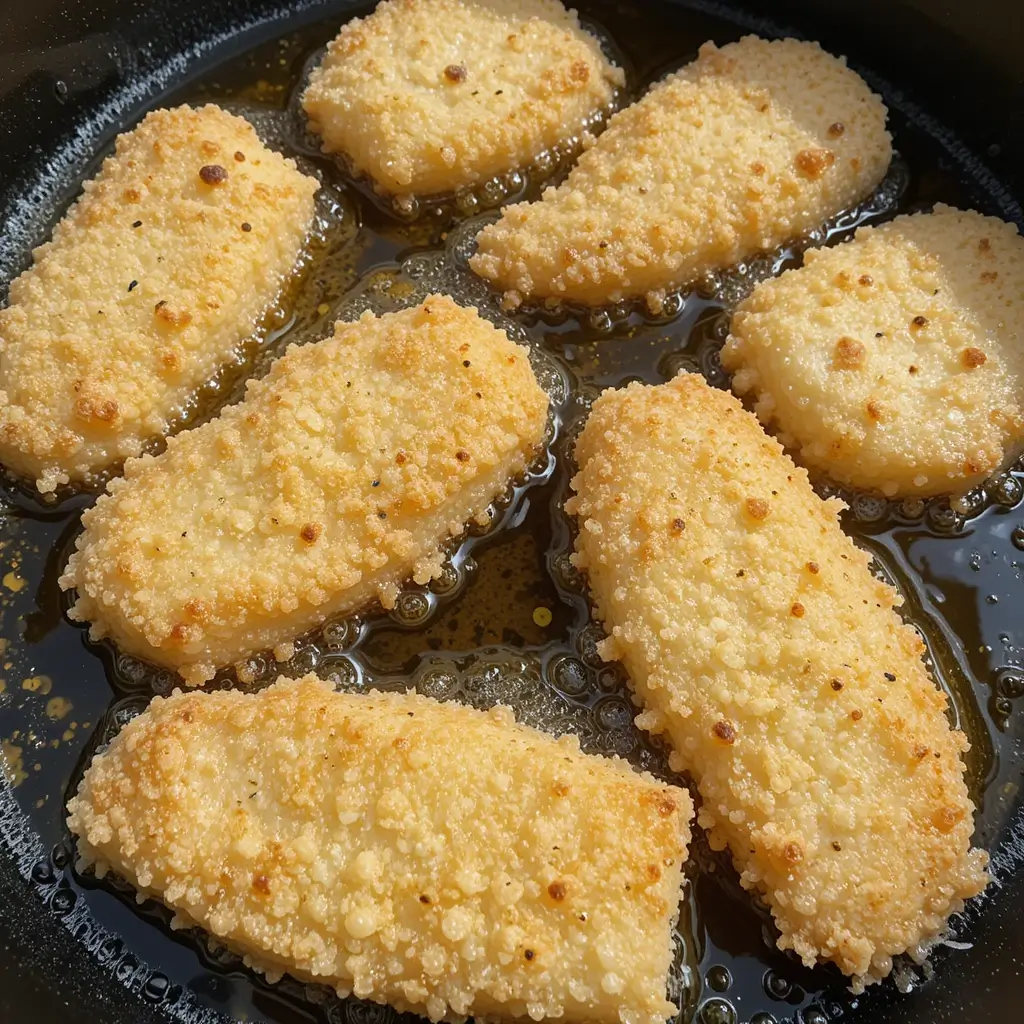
{"left": 0, "top": 3, "right": 1022, "bottom": 1024}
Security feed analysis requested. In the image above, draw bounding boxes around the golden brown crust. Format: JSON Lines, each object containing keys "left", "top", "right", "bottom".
{"left": 67, "top": 676, "right": 692, "bottom": 1023}
{"left": 60, "top": 296, "right": 549, "bottom": 685}
{"left": 301, "top": 0, "right": 623, "bottom": 196}
{"left": 567, "top": 374, "right": 988, "bottom": 980}
{"left": 723, "top": 205, "right": 1024, "bottom": 496}
{"left": 471, "top": 36, "right": 891, "bottom": 308}
{"left": 0, "top": 104, "right": 319, "bottom": 492}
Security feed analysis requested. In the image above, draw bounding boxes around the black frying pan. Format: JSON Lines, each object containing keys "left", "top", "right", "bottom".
{"left": 0, "top": 2, "right": 1022, "bottom": 1023}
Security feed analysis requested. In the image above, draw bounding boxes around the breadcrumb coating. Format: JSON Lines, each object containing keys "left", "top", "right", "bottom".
{"left": 61, "top": 297, "right": 548, "bottom": 685}
{"left": 301, "top": 0, "right": 623, "bottom": 196}
{"left": 471, "top": 36, "right": 891, "bottom": 309}
{"left": 0, "top": 104, "right": 318, "bottom": 493}
{"left": 567, "top": 374, "right": 988, "bottom": 981}
{"left": 723, "top": 205, "right": 1024, "bottom": 496}
{"left": 67, "top": 676, "right": 691, "bottom": 1024}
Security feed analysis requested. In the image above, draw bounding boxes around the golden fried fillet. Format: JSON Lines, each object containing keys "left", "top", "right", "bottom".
{"left": 723, "top": 205, "right": 1024, "bottom": 497}
{"left": 566, "top": 374, "right": 988, "bottom": 981}
{"left": 67, "top": 675, "right": 691, "bottom": 1024}
{"left": 471, "top": 36, "right": 891, "bottom": 310}
{"left": 0, "top": 104, "right": 318, "bottom": 493}
{"left": 301, "top": 0, "right": 623, "bottom": 196}
{"left": 61, "top": 296, "right": 548, "bottom": 685}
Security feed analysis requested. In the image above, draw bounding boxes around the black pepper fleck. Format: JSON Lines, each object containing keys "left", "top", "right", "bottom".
{"left": 884, "top": 672, "right": 896, "bottom": 681}
{"left": 132, "top": 220, "right": 142, "bottom": 228}
{"left": 241, "top": 222, "right": 252, "bottom": 232}
{"left": 463, "top": 360, "right": 471, "bottom": 367}
{"left": 127, "top": 280, "right": 138, "bottom": 292}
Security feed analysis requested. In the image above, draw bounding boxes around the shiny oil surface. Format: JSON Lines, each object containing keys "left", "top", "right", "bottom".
{"left": 0, "top": 3, "right": 1022, "bottom": 1024}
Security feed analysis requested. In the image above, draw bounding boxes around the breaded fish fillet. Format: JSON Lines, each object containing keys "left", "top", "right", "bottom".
{"left": 67, "top": 675, "right": 691, "bottom": 1024}
{"left": 723, "top": 205, "right": 1024, "bottom": 497}
{"left": 0, "top": 104, "right": 318, "bottom": 493}
{"left": 566, "top": 373, "right": 988, "bottom": 981}
{"left": 301, "top": 0, "right": 623, "bottom": 196}
{"left": 471, "top": 36, "right": 891, "bottom": 310}
{"left": 61, "top": 296, "right": 548, "bottom": 685}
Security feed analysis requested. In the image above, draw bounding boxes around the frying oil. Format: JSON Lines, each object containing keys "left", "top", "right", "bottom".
{"left": 0, "top": 3, "right": 1022, "bottom": 1024}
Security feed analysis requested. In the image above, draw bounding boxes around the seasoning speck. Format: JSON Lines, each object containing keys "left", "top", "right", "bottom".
{"left": 712, "top": 720, "right": 736, "bottom": 744}
{"left": 199, "top": 164, "right": 228, "bottom": 185}
{"left": 127, "top": 280, "right": 138, "bottom": 292}
{"left": 443, "top": 64, "right": 467, "bottom": 83}
{"left": 241, "top": 222, "right": 252, "bottom": 232}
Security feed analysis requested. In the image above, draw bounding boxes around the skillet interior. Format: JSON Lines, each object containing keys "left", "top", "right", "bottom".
{"left": 0, "top": 2, "right": 1022, "bottom": 1022}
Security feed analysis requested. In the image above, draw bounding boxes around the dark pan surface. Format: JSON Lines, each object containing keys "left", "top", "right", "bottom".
{"left": 0, "top": 2, "right": 1022, "bottom": 1023}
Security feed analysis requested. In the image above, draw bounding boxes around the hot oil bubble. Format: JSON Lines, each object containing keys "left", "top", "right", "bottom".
{"left": 705, "top": 965, "right": 732, "bottom": 992}
{"left": 927, "top": 501, "right": 963, "bottom": 535}
{"left": 763, "top": 970, "right": 792, "bottom": 1000}
{"left": 595, "top": 695, "right": 633, "bottom": 732}
{"left": 322, "top": 618, "right": 358, "bottom": 651}
{"left": 996, "top": 670, "right": 1024, "bottom": 700}
{"left": 577, "top": 623, "right": 606, "bottom": 668}
{"left": 418, "top": 666, "right": 459, "bottom": 700}
{"left": 287, "top": 644, "right": 320, "bottom": 675}
{"left": 323, "top": 657, "right": 360, "bottom": 690}
{"left": 390, "top": 591, "right": 432, "bottom": 627}
{"left": 950, "top": 488, "right": 986, "bottom": 518}
{"left": 430, "top": 561, "right": 461, "bottom": 595}
{"left": 550, "top": 655, "right": 590, "bottom": 697}
{"left": 991, "top": 473, "right": 1023, "bottom": 507}
{"left": 698, "top": 997, "right": 736, "bottom": 1024}
{"left": 852, "top": 494, "right": 889, "bottom": 523}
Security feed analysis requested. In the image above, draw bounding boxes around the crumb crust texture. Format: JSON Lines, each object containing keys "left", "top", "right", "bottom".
{"left": 723, "top": 205, "right": 1024, "bottom": 496}
{"left": 302, "top": 0, "right": 624, "bottom": 196}
{"left": 471, "top": 36, "right": 891, "bottom": 310}
{"left": 67, "top": 676, "right": 692, "bottom": 1024}
{"left": 567, "top": 374, "right": 988, "bottom": 980}
{"left": 61, "top": 296, "right": 549, "bottom": 685}
{"left": 0, "top": 103, "right": 319, "bottom": 493}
